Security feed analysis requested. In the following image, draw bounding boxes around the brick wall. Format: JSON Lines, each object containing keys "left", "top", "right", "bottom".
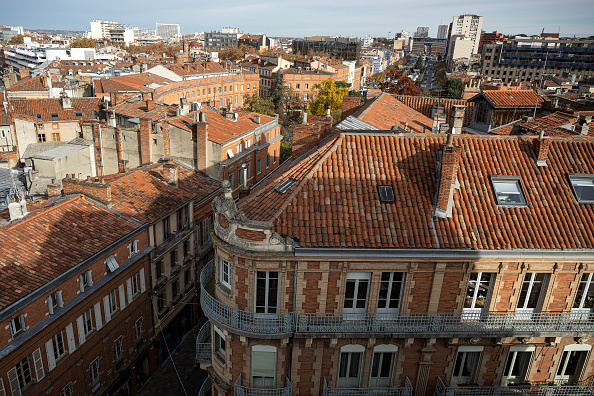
{"left": 161, "top": 122, "right": 171, "bottom": 156}
{"left": 548, "top": 272, "right": 578, "bottom": 312}
{"left": 308, "top": 115, "right": 333, "bottom": 139}
{"left": 235, "top": 259, "right": 248, "bottom": 310}
{"left": 192, "top": 120, "right": 208, "bottom": 173}
{"left": 435, "top": 144, "right": 462, "bottom": 214}
{"left": 494, "top": 271, "right": 520, "bottom": 311}
{"left": 139, "top": 118, "right": 152, "bottom": 165}
{"left": 341, "top": 96, "right": 362, "bottom": 120}
{"left": 62, "top": 177, "right": 112, "bottom": 204}
{"left": 301, "top": 272, "right": 322, "bottom": 313}
{"left": 292, "top": 123, "right": 322, "bottom": 159}
{"left": 410, "top": 271, "right": 434, "bottom": 312}
{"left": 235, "top": 228, "right": 266, "bottom": 241}
{"left": 438, "top": 271, "right": 464, "bottom": 312}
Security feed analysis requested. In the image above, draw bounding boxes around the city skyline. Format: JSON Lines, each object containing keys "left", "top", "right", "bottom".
{"left": 3, "top": 0, "right": 593, "bottom": 38}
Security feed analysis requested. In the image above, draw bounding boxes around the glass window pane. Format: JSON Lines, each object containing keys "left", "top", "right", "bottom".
{"left": 349, "top": 353, "right": 361, "bottom": 378}
{"left": 380, "top": 352, "right": 393, "bottom": 377}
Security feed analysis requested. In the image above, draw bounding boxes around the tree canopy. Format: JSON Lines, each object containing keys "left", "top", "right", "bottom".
{"left": 307, "top": 79, "right": 349, "bottom": 117}
{"left": 445, "top": 78, "right": 465, "bottom": 99}
{"left": 8, "top": 34, "right": 23, "bottom": 44}
{"left": 241, "top": 94, "right": 275, "bottom": 116}
{"left": 380, "top": 69, "right": 421, "bottom": 96}
{"left": 69, "top": 38, "right": 97, "bottom": 48}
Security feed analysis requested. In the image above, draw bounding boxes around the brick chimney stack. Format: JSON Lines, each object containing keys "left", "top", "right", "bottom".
{"left": 163, "top": 163, "right": 178, "bottom": 185}
{"left": 449, "top": 105, "right": 465, "bottom": 133}
{"left": 534, "top": 130, "right": 550, "bottom": 166}
{"left": 62, "top": 176, "right": 112, "bottom": 204}
{"left": 192, "top": 112, "right": 208, "bottom": 173}
{"left": 139, "top": 118, "right": 152, "bottom": 165}
{"left": 434, "top": 133, "right": 462, "bottom": 219}
{"left": 47, "top": 181, "right": 62, "bottom": 198}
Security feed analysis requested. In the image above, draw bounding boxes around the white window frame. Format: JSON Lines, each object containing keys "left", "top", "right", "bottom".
{"left": 79, "top": 270, "right": 93, "bottom": 293}
{"left": 338, "top": 344, "right": 365, "bottom": 388}
{"left": 220, "top": 258, "right": 231, "bottom": 288}
{"left": 214, "top": 325, "right": 226, "bottom": 363}
{"left": 251, "top": 345, "right": 276, "bottom": 388}
{"left": 517, "top": 273, "right": 548, "bottom": 313}
{"left": 106, "top": 255, "right": 119, "bottom": 273}
{"left": 464, "top": 272, "right": 493, "bottom": 313}
{"left": 255, "top": 271, "right": 279, "bottom": 314}
{"left": 370, "top": 344, "right": 398, "bottom": 387}
{"left": 52, "top": 331, "right": 66, "bottom": 361}
{"left": 89, "top": 358, "right": 100, "bottom": 385}
{"left": 59, "top": 382, "right": 73, "bottom": 396}
{"left": 490, "top": 175, "right": 528, "bottom": 206}
{"left": 554, "top": 344, "right": 592, "bottom": 384}
{"left": 9, "top": 314, "right": 26, "bottom": 339}
{"left": 47, "top": 290, "right": 63, "bottom": 315}
{"left": 131, "top": 273, "right": 140, "bottom": 295}
{"left": 377, "top": 272, "right": 405, "bottom": 314}
{"left": 128, "top": 240, "right": 138, "bottom": 257}
{"left": 568, "top": 174, "right": 594, "bottom": 204}
{"left": 82, "top": 308, "right": 94, "bottom": 336}
{"left": 573, "top": 273, "right": 594, "bottom": 311}
{"left": 113, "top": 336, "right": 123, "bottom": 362}
{"left": 134, "top": 317, "right": 143, "bottom": 341}
{"left": 501, "top": 345, "right": 535, "bottom": 386}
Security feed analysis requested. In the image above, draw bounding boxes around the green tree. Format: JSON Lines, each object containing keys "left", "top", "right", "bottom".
{"left": 413, "top": 57, "right": 424, "bottom": 70}
{"left": 69, "top": 37, "right": 97, "bottom": 48}
{"left": 445, "top": 78, "right": 465, "bottom": 99}
{"left": 307, "top": 79, "right": 349, "bottom": 117}
{"left": 335, "top": 81, "right": 351, "bottom": 89}
{"left": 241, "top": 94, "right": 275, "bottom": 116}
{"left": 9, "top": 34, "right": 24, "bottom": 44}
{"left": 270, "top": 73, "right": 286, "bottom": 111}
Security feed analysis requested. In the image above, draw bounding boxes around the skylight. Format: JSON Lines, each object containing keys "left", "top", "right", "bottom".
{"left": 568, "top": 174, "right": 594, "bottom": 204}
{"left": 50, "top": 113, "right": 59, "bottom": 119}
{"left": 36, "top": 113, "right": 42, "bottom": 120}
{"left": 378, "top": 186, "right": 395, "bottom": 203}
{"left": 74, "top": 112, "right": 83, "bottom": 118}
{"left": 276, "top": 179, "right": 296, "bottom": 194}
{"left": 491, "top": 176, "right": 527, "bottom": 206}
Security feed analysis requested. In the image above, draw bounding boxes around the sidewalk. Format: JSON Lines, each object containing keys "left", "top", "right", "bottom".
{"left": 138, "top": 318, "right": 208, "bottom": 396}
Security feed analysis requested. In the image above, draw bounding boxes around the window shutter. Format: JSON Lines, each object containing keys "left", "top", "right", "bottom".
{"left": 140, "top": 269, "right": 146, "bottom": 293}
{"left": 76, "top": 315, "right": 86, "bottom": 345}
{"left": 119, "top": 284, "right": 126, "bottom": 310}
{"left": 0, "top": 377, "right": 6, "bottom": 396}
{"left": 79, "top": 275, "right": 85, "bottom": 293}
{"left": 47, "top": 296, "right": 54, "bottom": 315}
{"left": 32, "top": 348, "right": 45, "bottom": 381}
{"left": 65, "top": 323, "right": 76, "bottom": 354}
{"left": 94, "top": 302, "right": 103, "bottom": 330}
{"left": 103, "top": 295, "right": 111, "bottom": 323}
{"left": 86, "top": 271, "right": 93, "bottom": 287}
{"left": 126, "top": 278, "right": 133, "bottom": 303}
{"left": 7, "top": 367, "right": 21, "bottom": 396}
{"left": 57, "top": 291, "right": 63, "bottom": 308}
{"left": 252, "top": 350, "right": 276, "bottom": 378}
{"left": 45, "top": 339, "right": 56, "bottom": 371}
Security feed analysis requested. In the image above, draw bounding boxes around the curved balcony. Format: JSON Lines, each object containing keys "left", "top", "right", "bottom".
{"left": 200, "top": 261, "right": 294, "bottom": 338}
{"left": 234, "top": 374, "right": 292, "bottom": 396}
{"left": 200, "top": 262, "right": 594, "bottom": 338}
{"left": 323, "top": 377, "right": 413, "bottom": 396}
{"left": 196, "top": 320, "right": 211, "bottom": 362}
{"left": 435, "top": 376, "right": 594, "bottom": 396}
{"left": 198, "top": 377, "right": 212, "bottom": 396}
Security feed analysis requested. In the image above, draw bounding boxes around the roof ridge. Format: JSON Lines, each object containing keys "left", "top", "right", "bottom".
{"left": 5, "top": 195, "right": 82, "bottom": 229}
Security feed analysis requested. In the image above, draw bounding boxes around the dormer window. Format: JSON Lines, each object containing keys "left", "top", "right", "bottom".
{"left": 378, "top": 186, "right": 395, "bottom": 203}
{"left": 491, "top": 176, "right": 527, "bottom": 206}
{"left": 568, "top": 174, "right": 594, "bottom": 204}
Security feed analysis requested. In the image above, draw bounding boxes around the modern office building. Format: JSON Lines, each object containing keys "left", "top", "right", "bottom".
{"left": 0, "top": 25, "right": 23, "bottom": 42}
{"left": 481, "top": 38, "right": 594, "bottom": 83}
{"left": 292, "top": 36, "right": 361, "bottom": 61}
{"left": 414, "top": 26, "right": 429, "bottom": 38}
{"left": 204, "top": 30, "right": 241, "bottom": 48}
{"left": 437, "top": 25, "right": 449, "bottom": 40}
{"left": 156, "top": 23, "right": 180, "bottom": 41}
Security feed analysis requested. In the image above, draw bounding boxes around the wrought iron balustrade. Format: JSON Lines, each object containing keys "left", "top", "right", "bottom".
{"left": 323, "top": 376, "right": 413, "bottom": 396}
{"left": 435, "top": 376, "right": 594, "bottom": 396}
{"left": 234, "top": 374, "right": 292, "bottom": 396}
{"left": 198, "top": 377, "right": 212, "bottom": 396}
{"left": 196, "top": 319, "right": 211, "bottom": 362}
{"left": 150, "top": 220, "right": 197, "bottom": 260}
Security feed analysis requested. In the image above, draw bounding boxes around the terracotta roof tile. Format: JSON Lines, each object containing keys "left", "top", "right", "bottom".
{"left": 394, "top": 95, "right": 474, "bottom": 126}
{"left": 352, "top": 93, "right": 433, "bottom": 132}
{"left": 6, "top": 75, "right": 48, "bottom": 92}
{"left": 113, "top": 98, "right": 176, "bottom": 121}
{"left": 474, "top": 90, "right": 544, "bottom": 108}
{"left": 9, "top": 98, "right": 102, "bottom": 121}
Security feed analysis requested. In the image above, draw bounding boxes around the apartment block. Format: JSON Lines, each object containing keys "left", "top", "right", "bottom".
{"left": 481, "top": 38, "right": 594, "bottom": 83}
{"left": 292, "top": 37, "right": 361, "bottom": 62}
{"left": 447, "top": 15, "right": 484, "bottom": 56}
{"left": 195, "top": 93, "right": 594, "bottom": 395}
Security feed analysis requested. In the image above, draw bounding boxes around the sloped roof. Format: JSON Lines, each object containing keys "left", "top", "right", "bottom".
{"left": 113, "top": 97, "right": 176, "bottom": 121}
{"left": 393, "top": 95, "right": 474, "bottom": 126}
{"left": 0, "top": 195, "right": 140, "bottom": 310}
{"left": 471, "top": 90, "right": 544, "bottom": 108}
{"left": 10, "top": 98, "right": 102, "bottom": 121}
{"left": 6, "top": 75, "right": 48, "bottom": 92}
{"left": 238, "top": 132, "right": 594, "bottom": 250}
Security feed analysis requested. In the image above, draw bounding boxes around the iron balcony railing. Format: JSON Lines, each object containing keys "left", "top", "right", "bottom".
{"left": 200, "top": 261, "right": 294, "bottom": 336}
{"left": 200, "top": 263, "right": 594, "bottom": 337}
{"left": 195, "top": 319, "right": 211, "bottom": 362}
{"left": 323, "top": 376, "right": 413, "bottom": 396}
{"left": 151, "top": 220, "right": 197, "bottom": 260}
{"left": 198, "top": 377, "right": 212, "bottom": 396}
{"left": 234, "top": 374, "right": 292, "bottom": 396}
{"left": 435, "top": 376, "right": 594, "bottom": 396}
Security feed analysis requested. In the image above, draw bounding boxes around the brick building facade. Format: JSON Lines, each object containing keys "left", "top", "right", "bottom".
{"left": 196, "top": 128, "right": 594, "bottom": 396}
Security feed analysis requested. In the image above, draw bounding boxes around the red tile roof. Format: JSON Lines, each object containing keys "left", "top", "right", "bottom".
{"left": 161, "top": 62, "right": 227, "bottom": 77}
{"left": 101, "top": 161, "right": 221, "bottom": 224}
{"left": 394, "top": 95, "right": 474, "bottom": 127}
{"left": 473, "top": 90, "right": 544, "bottom": 108}
{"left": 166, "top": 109, "right": 276, "bottom": 145}
{"left": 6, "top": 75, "right": 48, "bottom": 92}
{"left": 10, "top": 97, "right": 102, "bottom": 121}
{"left": 113, "top": 97, "right": 176, "bottom": 121}
{"left": 351, "top": 93, "right": 433, "bottom": 132}
{"left": 238, "top": 132, "right": 594, "bottom": 250}
{"left": 0, "top": 195, "right": 141, "bottom": 310}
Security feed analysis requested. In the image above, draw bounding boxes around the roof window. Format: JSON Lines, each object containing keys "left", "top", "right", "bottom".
{"left": 490, "top": 176, "right": 527, "bottom": 206}
{"left": 36, "top": 113, "right": 42, "bottom": 120}
{"left": 568, "top": 174, "right": 594, "bottom": 204}
{"left": 276, "top": 178, "right": 296, "bottom": 194}
{"left": 74, "top": 112, "right": 83, "bottom": 117}
{"left": 378, "top": 186, "right": 395, "bottom": 203}
{"left": 50, "top": 113, "right": 59, "bottom": 119}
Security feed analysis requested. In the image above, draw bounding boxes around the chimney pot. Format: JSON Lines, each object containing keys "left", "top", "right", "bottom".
{"left": 163, "top": 163, "right": 178, "bottom": 185}
{"left": 254, "top": 114, "right": 261, "bottom": 124}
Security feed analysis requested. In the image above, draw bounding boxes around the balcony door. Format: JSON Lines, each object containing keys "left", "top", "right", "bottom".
{"left": 572, "top": 273, "right": 594, "bottom": 317}
{"left": 344, "top": 273, "right": 371, "bottom": 320}
{"left": 463, "top": 273, "right": 493, "bottom": 318}
{"left": 369, "top": 345, "right": 397, "bottom": 387}
{"left": 377, "top": 272, "right": 405, "bottom": 316}
{"left": 501, "top": 346, "right": 534, "bottom": 386}
{"left": 338, "top": 345, "right": 364, "bottom": 388}
{"left": 554, "top": 345, "right": 591, "bottom": 385}
{"left": 517, "top": 273, "right": 547, "bottom": 315}
{"left": 252, "top": 345, "right": 276, "bottom": 388}
{"left": 255, "top": 271, "right": 278, "bottom": 314}
{"left": 451, "top": 347, "right": 483, "bottom": 386}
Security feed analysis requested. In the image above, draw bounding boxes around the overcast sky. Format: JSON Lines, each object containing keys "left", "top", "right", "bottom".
{"left": 4, "top": 0, "right": 593, "bottom": 38}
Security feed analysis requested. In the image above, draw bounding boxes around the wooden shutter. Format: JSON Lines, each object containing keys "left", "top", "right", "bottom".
{"left": 47, "top": 296, "right": 54, "bottom": 315}
{"left": 76, "top": 315, "right": 86, "bottom": 345}
{"left": 119, "top": 284, "right": 126, "bottom": 310}
{"left": 126, "top": 278, "right": 133, "bottom": 303}
{"left": 32, "top": 348, "right": 45, "bottom": 381}
{"left": 103, "top": 295, "right": 111, "bottom": 323}
{"left": 57, "top": 291, "right": 63, "bottom": 308}
{"left": 45, "top": 339, "right": 56, "bottom": 371}
{"left": 86, "top": 271, "right": 93, "bottom": 287}
{"left": 140, "top": 269, "right": 146, "bottom": 293}
{"left": 7, "top": 367, "right": 21, "bottom": 396}
{"left": 93, "top": 302, "right": 103, "bottom": 330}
{"left": 79, "top": 275, "right": 85, "bottom": 293}
{"left": 65, "top": 323, "right": 76, "bottom": 354}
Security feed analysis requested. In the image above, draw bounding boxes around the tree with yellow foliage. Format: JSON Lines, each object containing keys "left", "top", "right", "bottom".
{"left": 307, "top": 79, "right": 349, "bottom": 118}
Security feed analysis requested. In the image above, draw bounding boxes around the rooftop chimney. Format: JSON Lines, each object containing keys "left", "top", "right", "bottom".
{"left": 242, "top": 164, "right": 248, "bottom": 188}
{"left": 254, "top": 114, "right": 261, "bottom": 124}
{"left": 302, "top": 112, "right": 308, "bottom": 124}
{"left": 449, "top": 105, "right": 465, "bottom": 133}
{"left": 61, "top": 95, "right": 72, "bottom": 110}
{"left": 8, "top": 199, "right": 28, "bottom": 222}
{"left": 434, "top": 133, "right": 462, "bottom": 219}
{"left": 534, "top": 130, "right": 550, "bottom": 166}
{"left": 163, "top": 163, "right": 178, "bottom": 185}
{"left": 179, "top": 98, "right": 189, "bottom": 116}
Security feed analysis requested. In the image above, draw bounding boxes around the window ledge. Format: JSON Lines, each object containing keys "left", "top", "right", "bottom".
{"left": 216, "top": 283, "right": 231, "bottom": 297}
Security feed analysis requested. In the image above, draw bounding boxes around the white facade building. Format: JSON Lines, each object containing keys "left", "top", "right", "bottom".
{"left": 89, "top": 20, "right": 122, "bottom": 40}
{"left": 0, "top": 25, "right": 24, "bottom": 41}
{"left": 363, "top": 35, "right": 373, "bottom": 47}
{"left": 156, "top": 23, "right": 180, "bottom": 40}
{"left": 437, "top": 24, "right": 449, "bottom": 40}
{"left": 449, "top": 14, "right": 484, "bottom": 55}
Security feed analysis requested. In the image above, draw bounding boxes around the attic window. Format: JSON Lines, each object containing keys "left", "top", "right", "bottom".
{"left": 93, "top": 111, "right": 101, "bottom": 117}
{"left": 276, "top": 178, "right": 296, "bottom": 194}
{"left": 180, "top": 120, "right": 191, "bottom": 127}
{"left": 378, "top": 186, "right": 395, "bottom": 203}
{"left": 50, "top": 113, "right": 59, "bottom": 119}
{"left": 568, "top": 174, "right": 594, "bottom": 204}
{"left": 36, "top": 113, "right": 42, "bottom": 120}
{"left": 74, "top": 112, "right": 83, "bottom": 117}
{"left": 490, "top": 176, "right": 527, "bottom": 206}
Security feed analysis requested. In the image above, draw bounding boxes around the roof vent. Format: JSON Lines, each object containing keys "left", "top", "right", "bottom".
{"left": 276, "top": 178, "right": 296, "bottom": 193}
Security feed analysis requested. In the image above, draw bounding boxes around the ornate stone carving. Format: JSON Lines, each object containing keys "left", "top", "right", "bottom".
{"left": 469, "top": 337, "right": 481, "bottom": 345}
{"left": 520, "top": 337, "right": 533, "bottom": 344}
{"left": 575, "top": 336, "right": 589, "bottom": 344}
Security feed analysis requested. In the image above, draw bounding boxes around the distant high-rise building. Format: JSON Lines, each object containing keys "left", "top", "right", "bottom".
{"left": 447, "top": 14, "right": 484, "bottom": 55}
{"left": 204, "top": 28, "right": 242, "bottom": 48}
{"left": 363, "top": 35, "right": 373, "bottom": 47}
{"left": 437, "top": 24, "right": 449, "bottom": 39}
{"left": 89, "top": 20, "right": 121, "bottom": 40}
{"left": 0, "top": 25, "right": 23, "bottom": 41}
{"left": 156, "top": 23, "right": 180, "bottom": 40}
{"left": 415, "top": 26, "right": 429, "bottom": 38}
{"left": 292, "top": 36, "right": 361, "bottom": 61}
